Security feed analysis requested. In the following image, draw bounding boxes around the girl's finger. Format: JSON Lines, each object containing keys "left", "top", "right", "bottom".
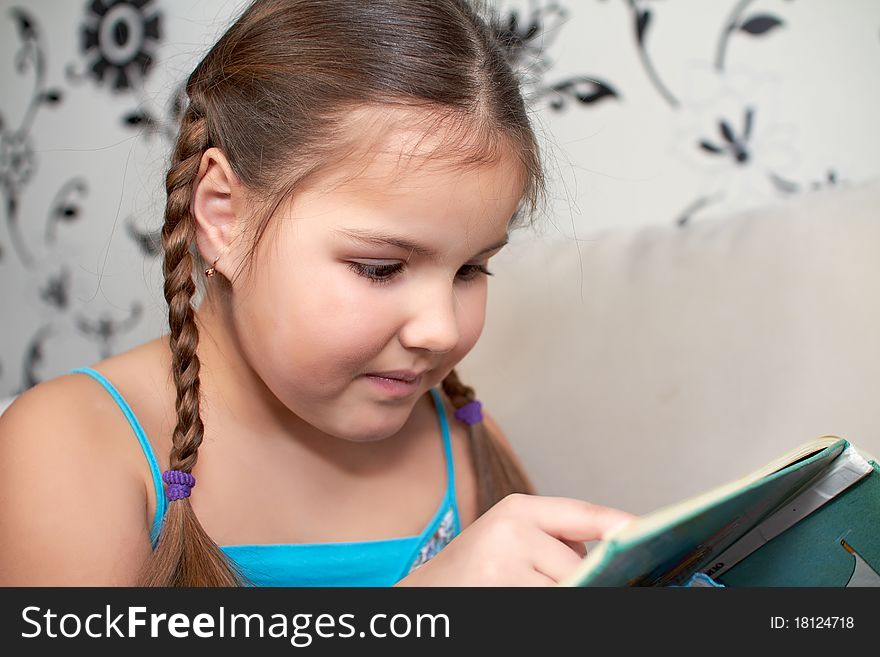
{"left": 523, "top": 568, "right": 558, "bottom": 587}
{"left": 508, "top": 494, "right": 636, "bottom": 543}
{"left": 561, "top": 538, "right": 587, "bottom": 559}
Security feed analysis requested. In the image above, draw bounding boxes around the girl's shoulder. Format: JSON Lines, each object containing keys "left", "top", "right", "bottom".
{"left": 0, "top": 341, "right": 166, "bottom": 584}
{"left": 2, "top": 337, "right": 173, "bottom": 470}
{"left": 0, "top": 359, "right": 148, "bottom": 465}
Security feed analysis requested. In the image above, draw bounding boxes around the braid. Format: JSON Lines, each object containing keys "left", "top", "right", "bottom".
{"left": 163, "top": 106, "right": 208, "bottom": 474}
{"left": 138, "top": 102, "right": 246, "bottom": 586}
{"left": 442, "top": 368, "right": 535, "bottom": 517}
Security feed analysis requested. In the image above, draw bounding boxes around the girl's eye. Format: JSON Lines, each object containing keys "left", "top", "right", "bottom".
{"left": 347, "top": 262, "right": 404, "bottom": 286}
{"left": 456, "top": 264, "right": 494, "bottom": 282}
{"left": 347, "top": 262, "right": 494, "bottom": 286}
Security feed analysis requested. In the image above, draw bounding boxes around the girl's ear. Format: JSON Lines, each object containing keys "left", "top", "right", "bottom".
{"left": 192, "top": 147, "right": 247, "bottom": 277}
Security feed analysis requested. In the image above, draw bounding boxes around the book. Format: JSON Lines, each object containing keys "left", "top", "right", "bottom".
{"left": 561, "top": 436, "right": 880, "bottom": 587}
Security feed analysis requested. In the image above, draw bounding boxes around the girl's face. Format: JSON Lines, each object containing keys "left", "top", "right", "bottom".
{"left": 227, "top": 117, "right": 524, "bottom": 443}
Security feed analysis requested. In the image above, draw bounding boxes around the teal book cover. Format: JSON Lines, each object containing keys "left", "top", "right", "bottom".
{"left": 561, "top": 437, "right": 880, "bottom": 587}
{"left": 718, "top": 459, "right": 880, "bottom": 587}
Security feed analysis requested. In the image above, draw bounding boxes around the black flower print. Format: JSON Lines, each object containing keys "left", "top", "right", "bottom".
{"left": 39, "top": 267, "right": 71, "bottom": 311}
{"left": 0, "top": 131, "right": 36, "bottom": 200}
{"left": 80, "top": 0, "right": 162, "bottom": 92}
{"left": 22, "top": 324, "right": 53, "bottom": 391}
{"left": 74, "top": 302, "right": 144, "bottom": 359}
{"left": 44, "top": 177, "right": 87, "bottom": 241}
{"left": 716, "top": 1, "right": 790, "bottom": 72}
{"left": 625, "top": 0, "right": 679, "bottom": 108}
{"left": 494, "top": 0, "right": 568, "bottom": 78}
{"left": 699, "top": 108, "right": 755, "bottom": 165}
{"left": 126, "top": 219, "right": 163, "bottom": 258}
{"left": 1, "top": 8, "right": 64, "bottom": 267}
{"left": 494, "top": 1, "right": 619, "bottom": 111}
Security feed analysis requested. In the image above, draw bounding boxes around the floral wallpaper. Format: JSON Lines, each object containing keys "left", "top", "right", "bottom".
{"left": 1, "top": 0, "right": 879, "bottom": 397}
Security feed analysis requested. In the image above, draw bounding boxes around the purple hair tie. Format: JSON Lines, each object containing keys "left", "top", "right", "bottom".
{"left": 163, "top": 470, "right": 196, "bottom": 502}
{"left": 454, "top": 399, "right": 483, "bottom": 426}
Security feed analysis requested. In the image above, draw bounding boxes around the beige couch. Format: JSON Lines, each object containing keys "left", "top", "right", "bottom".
{"left": 459, "top": 179, "right": 880, "bottom": 515}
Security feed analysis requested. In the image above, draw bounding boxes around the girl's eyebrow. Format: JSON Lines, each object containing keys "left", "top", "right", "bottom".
{"left": 333, "top": 227, "right": 509, "bottom": 259}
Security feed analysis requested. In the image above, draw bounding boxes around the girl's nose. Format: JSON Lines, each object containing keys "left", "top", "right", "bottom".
{"left": 398, "top": 283, "right": 460, "bottom": 355}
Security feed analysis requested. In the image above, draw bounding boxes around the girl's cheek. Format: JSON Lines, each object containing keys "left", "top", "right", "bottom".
{"left": 443, "top": 290, "right": 487, "bottom": 362}
{"left": 304, "top": 277, "right": 391, "bottom": 331}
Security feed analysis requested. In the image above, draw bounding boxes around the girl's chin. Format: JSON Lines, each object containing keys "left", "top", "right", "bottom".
{"left": 342, "top": 403, "right": 418, "bottom": 443}
{"left": 335, "top": 424, "right": 405, "bottom": 443}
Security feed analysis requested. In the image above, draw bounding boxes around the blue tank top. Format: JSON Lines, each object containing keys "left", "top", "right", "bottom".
{"left": 71, "top": 366, "right": 462, "bottom": 586}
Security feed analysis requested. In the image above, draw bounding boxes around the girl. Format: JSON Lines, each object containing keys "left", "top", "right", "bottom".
{"left": 0, "top": 0, "right": 633, "bottom": 586}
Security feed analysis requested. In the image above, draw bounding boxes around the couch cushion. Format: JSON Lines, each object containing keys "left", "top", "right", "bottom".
{"left": 458, "top": 179, "right": 880, "bottom": 514}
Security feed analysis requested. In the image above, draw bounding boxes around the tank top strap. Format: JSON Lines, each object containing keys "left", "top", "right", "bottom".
{"left": 427, "top": 387, "right": 461, "bottom": 530}
{"left": 70, "top": 367, "right": 166, "bottom": 547}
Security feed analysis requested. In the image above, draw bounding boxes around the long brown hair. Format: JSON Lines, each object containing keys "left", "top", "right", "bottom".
{"left": 141, "top": 0, "right": 544, "bottom": 586}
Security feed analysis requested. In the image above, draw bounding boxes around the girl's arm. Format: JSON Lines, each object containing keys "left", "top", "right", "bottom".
{"left": 0, "top": 378, "right": 152, "bottom": 585}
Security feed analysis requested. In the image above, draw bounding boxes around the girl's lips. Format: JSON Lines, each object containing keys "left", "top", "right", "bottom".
{"left": 365, "top": 369, "right": 424, "bottom": 383}
{"left": 363, "top": 374, "right": 422, "bottom": 398}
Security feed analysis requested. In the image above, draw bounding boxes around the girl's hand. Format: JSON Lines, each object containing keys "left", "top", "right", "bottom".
{"left": 394, "top": 493, "right": 635, "bottom": 586}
